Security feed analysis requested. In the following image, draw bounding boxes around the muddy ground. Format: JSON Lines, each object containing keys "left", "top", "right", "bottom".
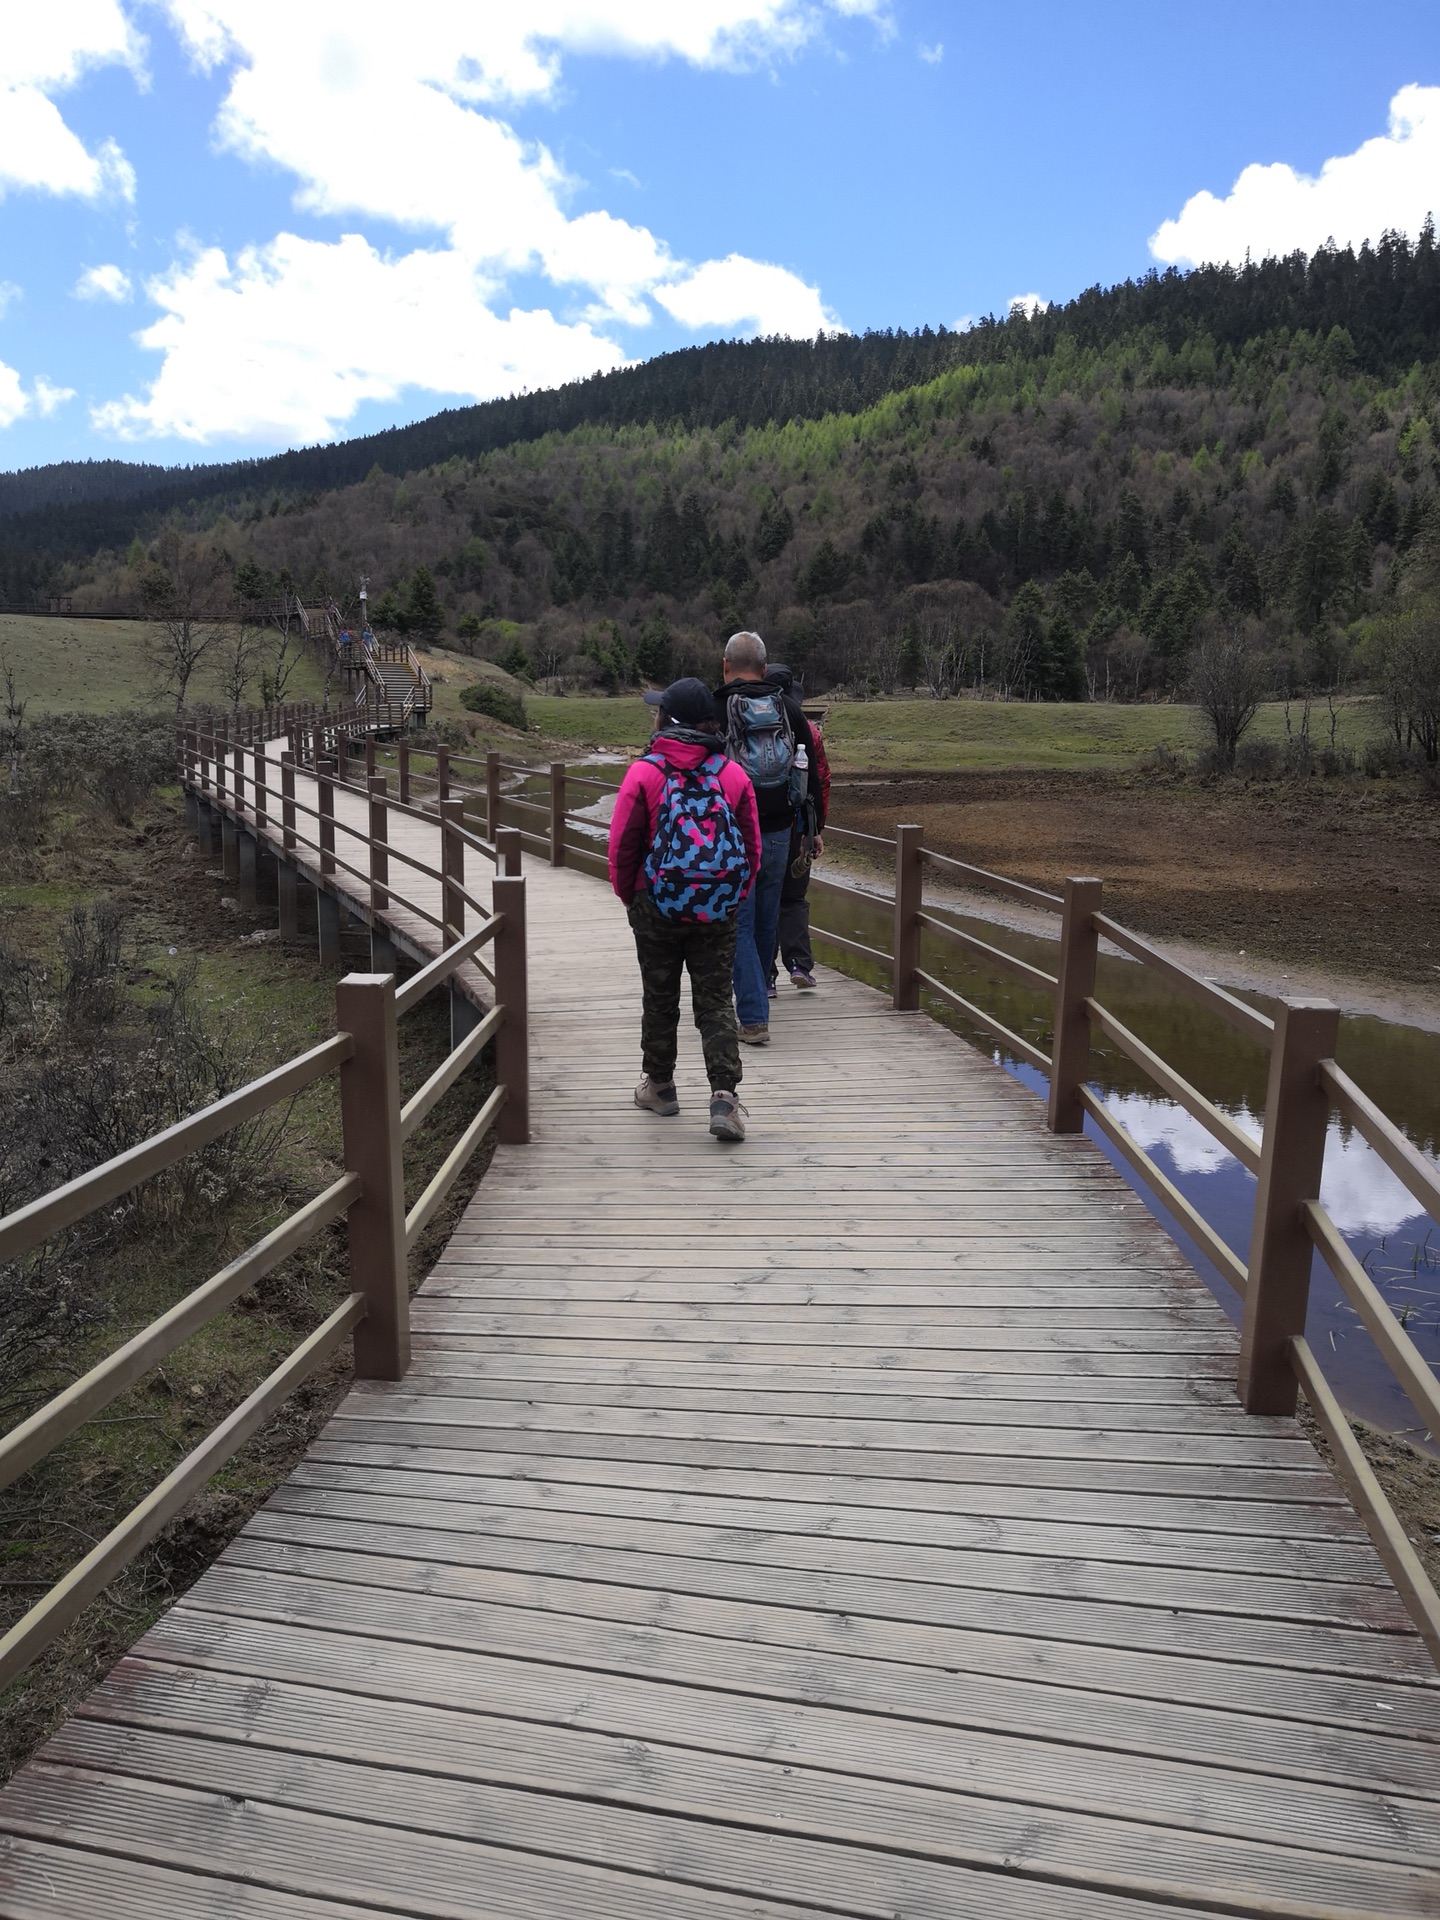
{"left": 831, "top": 767, "right": 1440, "bottom": 999}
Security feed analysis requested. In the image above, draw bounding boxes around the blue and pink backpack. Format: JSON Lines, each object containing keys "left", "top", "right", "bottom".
{"left": 642, "top": 752, "right": 748, "bottom": 923}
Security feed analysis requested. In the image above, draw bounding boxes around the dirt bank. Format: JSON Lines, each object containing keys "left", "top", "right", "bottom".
{"left": 831, "top": 767, "right": 1440, "bottom": 1009}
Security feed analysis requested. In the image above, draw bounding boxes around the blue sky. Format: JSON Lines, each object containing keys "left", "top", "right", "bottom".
{"left": 1, "top": 1, "right": 1437, "bottom": 471}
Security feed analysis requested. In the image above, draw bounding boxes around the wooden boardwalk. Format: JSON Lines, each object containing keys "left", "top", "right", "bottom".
{"left": 2, "top": 827, "right": 1439, "bottom": 1916}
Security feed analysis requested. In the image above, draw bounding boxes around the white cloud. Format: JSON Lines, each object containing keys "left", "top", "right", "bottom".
{"left": 94, "top": 231, "right": 629, "bottom": 444}
{"left": 655, "top": 253, "right": 836, "bottom": 336}
{"left": 0, "top": 367, "right": 78, "bottom": 429}
{"left": 0, "top": 7, "right": 142, "bottom": 201}
{"left": 33, "top": 376, "right": 77, "bottom": 416}
{"left": 1152, "top": 84, "right": 1440, "bottom": 267}
{"left": 0, "top": 283, "right": 21, "bottom": 318}
{"left": 919, "top": 41, "right": 943, "bottom": 65}
{"left": 75, "top": 262, "right": 134, "bottom": 303}
{"left": 0, "top": 363, "right": 27, "bottom": 429}
{"left": 95, "top": 3, "right": 855, "bottom": 440}
{"left": 1008, "top": 292, "right": 1048, "bottom": 319}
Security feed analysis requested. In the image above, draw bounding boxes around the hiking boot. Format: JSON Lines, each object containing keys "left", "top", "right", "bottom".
{"left": 634, "top": 1075, "right": 679, "bottom": 1116}
{"left": 736, "top": 1022, "right": 770, "bottom": 1045}
{"left": 789, "top": 970, "right": 816, "bottom": 989}
{"left": 709, "top": 1091, "right": 747, "bottom": 1141}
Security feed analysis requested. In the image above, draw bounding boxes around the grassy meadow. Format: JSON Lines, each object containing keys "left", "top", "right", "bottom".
{"left": 0, "top": 613, "right": 330, "bottom": 713}
{"left": 525, "top": 689, "right": 1390, "bottom": 773}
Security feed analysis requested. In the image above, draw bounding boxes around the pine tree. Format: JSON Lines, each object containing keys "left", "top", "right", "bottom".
{"left": 405, "top": 565, "right": 444, "bottom": 637}
{"left": 896, "top": 618, "right": 924, "bottom": 689}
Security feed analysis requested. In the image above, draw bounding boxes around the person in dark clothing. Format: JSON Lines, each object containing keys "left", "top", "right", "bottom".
{"left": 762, "top": 666, "right": 830, "bottom": 993}
{"left": 714, "top": 631, "right": 826, "bottom": 1040}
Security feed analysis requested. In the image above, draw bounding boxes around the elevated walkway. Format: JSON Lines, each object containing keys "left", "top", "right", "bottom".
{"left": 2, "top": 840, "right": 1438, "bottom": 1914}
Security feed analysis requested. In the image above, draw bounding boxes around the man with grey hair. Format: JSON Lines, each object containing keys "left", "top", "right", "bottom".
{"left": 715, "top": 631, "right": 826, "bottom": 1042}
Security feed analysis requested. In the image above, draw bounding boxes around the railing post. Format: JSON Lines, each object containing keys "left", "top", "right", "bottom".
{"left": 492, "top": 874, "right": 529, "bottom": 1144}
{"left": 436, "top": 745, "right": 450, "bottom": 804}
{"left": 198, "top": 724, "right": 213, "bottom": 800}
{"left": 365, "top": 736, "right": 376, "bottom": 781}
{"left": 336, "top": 974, "right": 409, "bottom": 1380}
{"left": 892, "top": 823, "right": 922, "bottom": 1011}
{"left": 486, "top": 749, "right": 501, "bottom": 839}
{"left": 368, "top": 774, "right": 389, "bottom": 915}
{"left": 495, "top": 825, "right": 522, "bottom": 877}
{"left": 398, "top": 739, "right": 411, "bottom": 806}
{"left": 1239, "top": 998, "right": 1341, "bottom": 1414}
{"left": 549, "top": 761, "right": 567, "bottom": 867}
{"left": 252, "top": 741, "right": 268, "bottom": 833}
{"left": 281, "top": 751, "right": 297, "bottom": 854}
{"left": 1047, "top": 876, "right": 1103, "bottom": 1134}
{"left": 318, "top": 762, "right": 336, "bottom": 878}
{"left": 237, "top": 828, "right": 258, "bottom": 911}
{"left": 231, "top": 741, "right": 246, "bottom": 822}
{"left": 440, "top": 797, "right": 464, "bottom": 943}
{"left": 181, "top": 726, "right": 198, "bottom": 829}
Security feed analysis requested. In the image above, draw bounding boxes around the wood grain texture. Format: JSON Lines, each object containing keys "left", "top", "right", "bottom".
{"left": 2, "top": 845, "right": 1436, "bottom": 1918}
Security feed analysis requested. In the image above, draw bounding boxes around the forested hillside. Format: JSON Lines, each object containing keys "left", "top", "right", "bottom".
{"left": 10, "top": 232, "right": 1440, "bottom": 711}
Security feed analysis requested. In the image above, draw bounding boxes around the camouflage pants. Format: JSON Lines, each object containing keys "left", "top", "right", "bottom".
{"left": 627, "top": 893, "right": 742, "bottom": 1092}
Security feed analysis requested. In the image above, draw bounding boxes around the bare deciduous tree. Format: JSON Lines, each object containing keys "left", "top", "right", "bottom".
{"left": 2, "top": 647, "right": 26, "bottom": 795}
{"left": 141, "top": 529, "right": 232, "bottom": 712}
{"left": 1189, "top": 618, "right": 1268, "bottom": 768}
{"left": 1371, "top": 605, "right": 1440, "bottom": 765}
{"left": 218, "top": 622, "right": 264, "bottom": 724}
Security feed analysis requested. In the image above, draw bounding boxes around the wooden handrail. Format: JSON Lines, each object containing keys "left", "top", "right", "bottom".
{"left": 394, "top": 917, "right": 504, "bottom": 1016}
{"left": 400, "top": 1004, "right": 504, "bottom": 1142}
{"left": 1093, "top": 912, "right": 1275, "bottom": 1049}
{"left": 915, "top": 967, "right": 1051, "bottom": 1075}
{"left": 404, "top": 1083, "right": 509, "bottom": 1251}
{"left": 1302, "top": 1200, "right": 1440, "bottom": 1442}
{"left": 1320, "top": 1058, "right": 1440, "bottom": 1226}
{"left": 915, "top": 909, "right": 1059, "bottom": 995}
{"left": 1287, "top": 1335, "right": 1440, "bottom": 1666}
{"left": 921, "top": 844, "right": 1063, "bottom": 912}
{"left": 0, "top": 1034, "right": 353, "bottom": 1268}
{"left": 0, "top": 1292, "right": 366, "bottom": 1691}
{"left": 0, "top": 1173, "right": 360, "bottom": 1491}
{"left": 1084, "top": 996, "right": 1262, "bottom": 1174}
{"left": 1080, "top": 1088, "right": 1250, "bottom": 1297}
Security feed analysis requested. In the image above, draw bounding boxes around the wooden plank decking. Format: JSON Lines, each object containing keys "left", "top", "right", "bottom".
{"left": 2, "top": 816, "right": 1439, "bottom": 1918}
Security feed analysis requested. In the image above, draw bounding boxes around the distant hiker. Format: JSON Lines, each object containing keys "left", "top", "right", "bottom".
{"left": 765, "top": 667, "right": 830, "bottom": 993}
{"left": 714, "top": 632, "right": 826, "bottom": 1041}
{"left": 608, "top": 676, "right": 760, "bottom": 1142}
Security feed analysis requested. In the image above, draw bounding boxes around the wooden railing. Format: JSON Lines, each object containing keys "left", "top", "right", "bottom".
{"left": 805, "top": 820, "right": 1440, "bottom": 1662}
{"left": 0, "top": 717, "right": 530, "bottom": 1691}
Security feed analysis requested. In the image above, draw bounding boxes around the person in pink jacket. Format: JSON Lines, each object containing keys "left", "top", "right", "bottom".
{"left": 609, "top": 677, "right": 760, "bottom": 1141}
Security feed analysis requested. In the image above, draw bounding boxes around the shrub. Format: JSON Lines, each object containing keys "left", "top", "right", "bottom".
{"left": 459, "top": 681, "right": 528, "bottom": 730}
{"left": 1235, "top": 738, "right": 1281, "bottom": 779}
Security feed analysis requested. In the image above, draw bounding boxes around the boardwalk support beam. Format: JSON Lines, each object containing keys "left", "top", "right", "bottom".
{"left": 1048, "top": 877, "right": 1103, "bottom": 1134}
{"left": 892, "top": 824, "right": 923, "bottom": 1011}
{"left": 336, "top": 974, "right": 408, "bottom": 1379}
{"left": 1240, "top": 997, "right": 1341, "bottom": 1414}
{"left": 493, "top": 873, "right": 529, "bottom": 1144}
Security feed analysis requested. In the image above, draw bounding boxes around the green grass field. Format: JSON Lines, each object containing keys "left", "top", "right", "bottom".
{"left": 0, "top": 613, "right": 329, "bottom": 713}
{"left": 0, "top": 618, "right": 1389, "bottom": 774}
{"left": 526, "top": 691, "right": 1389, "bottom": 773}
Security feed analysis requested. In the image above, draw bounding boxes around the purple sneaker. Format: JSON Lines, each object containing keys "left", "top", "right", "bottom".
{"left": 766, "top": 979, "right": 778, "bottom": 999}
{"left": 790, "top": 970, "right": 816, "bottom": 989}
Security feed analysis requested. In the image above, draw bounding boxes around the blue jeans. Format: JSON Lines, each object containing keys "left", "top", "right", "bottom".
{"left": 733, "top": 828, "right": 791, "bottom": 1028}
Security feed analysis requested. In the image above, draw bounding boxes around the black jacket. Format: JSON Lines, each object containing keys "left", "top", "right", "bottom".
{"left": 714, "top": 674, "right": 826, "bottom": 835}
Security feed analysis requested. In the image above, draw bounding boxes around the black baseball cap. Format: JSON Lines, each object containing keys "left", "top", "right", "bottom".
{"left": 643, "top": 677, "right": 716, "bottom": 728}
